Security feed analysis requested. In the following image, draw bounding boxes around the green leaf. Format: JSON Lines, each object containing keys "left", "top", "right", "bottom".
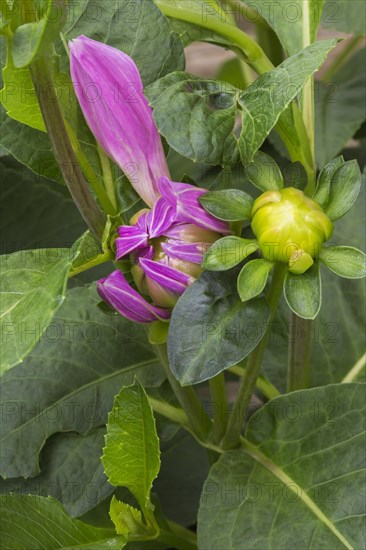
{"left": 12, "top": 0, "right": 66, "bottom": 68}
{"left": 0, "top": 429, "right": 112, "bottom": 518}
{"left": 0, "top": 156, "right": 86, "bottom": 251}
{"left": 147, "top": 40, "right": 337, "bottom": 166}
{"left": 0, "top": 285, "right": 164, "bottom": 479}
{"left": 237, "top": 39, "right": 337, "bottom": 163}
{"left": 255, "top": 1, "right": 326, "bottom": 56}
{"left": 202, "top": 237, "right": 259, "bottom": 271}
{"left": 324, "top": 160, "right": 362, "bottom": 221}
{"left": 198, "top": 383, "right": 365, "bottom": 549}
{"left": 283, "top": 161, "right": 308, "bottom": 190}
{"left": 284, "top": 262, "right": 322, "bottom": 319}
{"left": 154, "top": 429, "right": 209, "bottom": 526}
{"left": 313, "top": 155, "right": 345, "bottom": 208}
{"left": 102, "top": 381, "right": 160, "bottom": 511}
{"left": 168, "top": 271, "right": 270, "bottom": 385}
{"left": 237, "top": 259, "right": 274, "bottom": 302}
{"left": 154, "top": 0, "right": 231, "bottom": 48}
{"left": 63, "top": 0, "right": 184, "bottom": 87}
{"left": 320, "top": 246, "right": 366, "bottom": 279}
{"left": 245, "top": 151, "right": 283, "bottom": 191}
{"left": 0, "top": 247, "right": 74, "bottom": 374}
{"left": 110, "top": 497, "right": 150, "bottom": 538}
{"left": 0, "top": 495, "right": 123, "bottom": 549}
{"left": 199, "top": 189, "right": 254, "bottom": 221}
{"left": 1, "top": 59, "right": 45, "bottom": 131}
{"left": 315, "top": 48, "right": 366, "bottom": 168}
{"left": 147, "top": 72, "right": 240, "bottom": 165}
{"left": 0, "top": 104, "right": 62, "bottom": 183}
{"left": 321, "top": 0, "right": 366, "bottom": 33}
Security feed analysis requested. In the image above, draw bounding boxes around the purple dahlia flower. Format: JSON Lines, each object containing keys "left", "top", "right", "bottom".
{"left": 70, "top": 36, "right": 229, "bottom": 323}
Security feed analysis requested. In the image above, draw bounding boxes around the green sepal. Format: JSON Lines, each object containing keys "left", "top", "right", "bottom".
{"left": 323, "top": 160, "right": 362, "bottom": 221}
{"left": 199, "top": 189, "right": 254, "bottom": 221}
{"left": 202, "top": 236, "right": 259, "bottom": 271}
{"left": 283, "top": 161, "right": 308, "bottom": 191}
{"left": 245, "top": 151, "right": 284, "bottom": 192}
{"left": 320, "top": 246, "right": 366, "bottom": 279}
{"left": 97, "top": 300, "right": 118, "bottom": 316}
{"left": 284, "top": 262, "right": 322, "bottom": 320}
{"left": 313, "top": 155, "right": 345, "bottom": 208}
{"left": 148, "top": 320, "right": 170, "bottom": 345}
{"left": 237, "top": 259, "right": 274, "bottom": 302}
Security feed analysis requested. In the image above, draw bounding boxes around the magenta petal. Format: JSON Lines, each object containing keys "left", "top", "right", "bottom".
{"left": 158, "top": 176, "right": 230, "bottom": 234}
{"left": 139, "top": 258, "right": 191, "bottom": 295}
{"left": 178, "top": 188, "right": 230, "bottom": 234}
{"left": 69, "top": 35, "right": 169, "bottom": 207}
{"left": 147, "top": 197, "right": 176, "bottom": 238}
{"left": 97, "top": 271, "right": 170, "bottom": 323}
{"left": 158, "top": 176, "right": 187, "bottom": 207}
{"left": 116, "top": 226, "right": 149, "bottom": 258}
{"left": 161, "top": 241, "right": 207, "bottom": 264}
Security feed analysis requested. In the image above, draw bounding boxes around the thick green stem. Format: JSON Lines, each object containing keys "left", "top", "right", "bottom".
{"left": 64, "top": 121, "right": 115, "bottom": 215}
{"left": 220, "top": 0, "right": 270, "bottom": 29}
{"left": 30, "top": 57, "right": 106, "bottom": 239}
{"left": 287, "top": 314, "right": 312, "bottom": 391}
{"left": 221, "top": 263, "right": 287, "bottom": 449}
{"left": 154, "top": 344, "right": 212, "bottom": 441}
{"left": 148, "top": 395, "right": 190, "bottom": 427}
{"left": 158, "top": 524, "right": 197, "bottom": 550}
{"left": 228, "top": 365, "right": 281, "bottom": 400}
{"left": 208, "top": 372, "right": 228, "bottom": 444}
{"left": 97, "top": 142, "right": 118, "bottom": 212}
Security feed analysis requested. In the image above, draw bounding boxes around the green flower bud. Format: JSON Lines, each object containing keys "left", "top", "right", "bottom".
{"left": 251, "top": 187, "right": 333, "bottom": 274}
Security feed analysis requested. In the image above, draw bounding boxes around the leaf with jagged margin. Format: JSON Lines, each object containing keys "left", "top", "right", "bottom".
{"left": 198, "top": 384, "right": 366, "bottom": 549}
{"left": 0, "top": 494, "right": 124, "bottom": 549}
{"left": 0, "top": 285, "right": 164, "bottom": 479}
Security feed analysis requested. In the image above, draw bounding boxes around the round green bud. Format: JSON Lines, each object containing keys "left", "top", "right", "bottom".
{"left": 251, "top": 187, "right": 333, "bottom": 274}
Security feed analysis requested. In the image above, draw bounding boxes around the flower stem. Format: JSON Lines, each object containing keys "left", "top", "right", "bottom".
{"left": 228, "top": 365, "right": 281, "bottom": 400}
{"left": 147, "top": 395, "right": 190, "bottom": 428}
{"left": 64, "top": 121, "right": 116, "bottom": 215}
{"left": 97, "top": 142, "right": 118, "bottom": 212}
{"left": 221, "top": 263, "right": 287, "bottom": 449}
{"left": 287, "top": 314, "right": 312, "bottom": 391}
{"left": 158, "top": 524, "right": 197, "bottom": 550}
{"left": 30, "top": 56, "right": 106, "bottom": 239}
{"left": 153, "top": 343, "right": 212, "bottom": 441}
{"left": 208, "top": 372, "right": 228, "bottom": 444}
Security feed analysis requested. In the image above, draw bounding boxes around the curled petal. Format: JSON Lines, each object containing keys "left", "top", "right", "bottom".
{"left": 146, "top": 197, "right": 176, "bottom": 238}
{"left": 97, "top": 270, "right": 170, "bottom": 323}
{"left": 69, "top": 35, "right": 169, "bottom": 206}
{"left": 158, "top": 176, "right": 230, "bottom": 234}
{"left": 161, "top": 240, "right": 207, "bottom": 264}
{"left": 116, "top": 226, "right": 149, "bottom": 259}
{"left": 140, "top": 258, "right": 192, "bottom": 295}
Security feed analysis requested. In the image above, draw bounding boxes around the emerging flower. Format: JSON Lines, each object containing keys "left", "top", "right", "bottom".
{"left": 251, "top": 187, "right": 333, "bottom": 274}
{"left": 201, "top": 152, "right": 365, "bottom": 320}
{"left": 70, "top": 36, "right": 229, "bottom": 323}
